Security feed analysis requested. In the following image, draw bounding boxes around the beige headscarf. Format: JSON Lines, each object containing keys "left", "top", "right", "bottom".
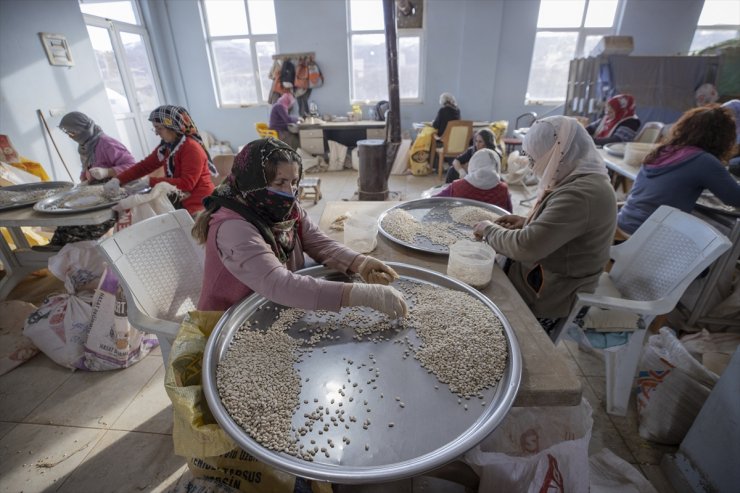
{"left": 523, "top": 116, "right": 607, "bottom": 220}
{"left": 464, "top": 149, "right": 501, "bottom": 190}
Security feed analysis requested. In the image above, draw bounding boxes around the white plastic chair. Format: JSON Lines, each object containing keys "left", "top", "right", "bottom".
{"left": 97, "top": 210, "right": 204, "bottom": 365}
{"left": 551, "top": 205, "right": 731, "bottom": 416}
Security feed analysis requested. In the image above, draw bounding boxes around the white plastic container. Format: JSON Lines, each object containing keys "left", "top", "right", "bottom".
{"left": 344, "top": 214, "right": 378, "bottom": 253}
{"left": 447, "top": 240, "right": 496, "bottom": 289}
{"left": 624, "top": 142, "right": 657, "bottom": 166}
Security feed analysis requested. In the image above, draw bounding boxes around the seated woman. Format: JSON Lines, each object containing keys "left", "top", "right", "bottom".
{"left": 618, "top": 104, "right": 740, "bottom": 236}
{"left": 103, "top": 105, "right": 216, "bottom": 215}
{"left": 39, "top": 112, "right": 136, "bottom": 250}
{"left": 445, "top": 128, "right": 500, "bottom": 183}
{"left": 435, "top": 148, "right": 512, "bottom": 212}
{"left": 722, "top": 99, "right": 740, "bottom": 174}
{"left": 432, "top": 92, "right": 461, "bottom": 138}
{"left": 193, "top": 137, "right": 407, "bottom": 319}
{"left": 269, "top": 93, "right": 300, "bottom": 150}
{"left": 474, "top": 116, "right": 617, "bottom": 331}
{"left": 586, "top": 94, "right": 640, "bottom": 146}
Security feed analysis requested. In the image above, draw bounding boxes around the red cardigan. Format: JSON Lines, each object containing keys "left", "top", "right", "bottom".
{"left": 117, "top": 137, "right": 214, "bottom": 214}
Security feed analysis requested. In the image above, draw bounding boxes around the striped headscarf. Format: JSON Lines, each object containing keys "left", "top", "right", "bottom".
{"left": 148, "top": 105, "right": 217, "bottom": 177}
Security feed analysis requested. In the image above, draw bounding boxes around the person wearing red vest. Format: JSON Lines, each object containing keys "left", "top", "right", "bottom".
{"left": 435, "top": 148, "right": 512, "bottom": 212}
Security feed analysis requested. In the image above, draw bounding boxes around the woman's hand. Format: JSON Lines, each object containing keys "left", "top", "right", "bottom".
{"left": 473, "top": 220, "right": 494, "bottom": 241}
{"left": 89, "top": 167, "right": 114, "bottom": 180}
{"left": 496, "top": 215, "right": 526, "bottom": 230}
{"left": 352, "top": 255, "right": 399, "bottom": 285}
{"left": 345, "top": 284, "right": 408, "bottom": 318}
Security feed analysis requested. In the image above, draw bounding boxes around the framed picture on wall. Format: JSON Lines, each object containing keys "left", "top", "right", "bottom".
{"left": 39, "top": 33, "right": 74, "bottom": 67}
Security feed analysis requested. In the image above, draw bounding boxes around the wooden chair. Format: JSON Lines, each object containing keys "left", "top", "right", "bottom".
{"left": 212, "top": 154, "right": 235, "bottom": 186}
{"left": 255, "top": 122, "right": 279, "bottom": 139}
{"left": 433, "top": 120, "right": 473, "bottom": 179}
{"left": 634, "top": 122, "right": 664, "bottom": 144}
{"left": 657, "top": 123, "right": 673, "bottom": 143}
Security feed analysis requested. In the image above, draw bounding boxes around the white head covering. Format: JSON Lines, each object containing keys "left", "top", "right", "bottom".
{"left": 523, "top": 116, "right": 607, "bottom": 217}
{"left": 439, "top": 92, "right": 458, "bottom": 108}
{"left": 464, "top": 149, "right": 501, "bottom": 190}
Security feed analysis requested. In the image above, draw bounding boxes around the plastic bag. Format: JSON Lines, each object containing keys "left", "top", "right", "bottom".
{"left": 113, "top": 182, "right": 177, "bottom": 231}
{"left": 409, "top": 127, "right": 435, "bottom": 176}
{"left": 637, "top": 327, "right": 719, "bottom": 445}
{"left": 164, "top": 312, "right": 332, "bottom": 493}
{"left": 82, "top": 268, "right": 158, "bottom": 371}
{"left": 327, "top": 140, "right": 348, "bottom": 171}
{"left": 589, "top": 448, "right": 658, "bottom": 493}
{"left": 464, "top": 398, "right": 593, "bottom": 493}
{"left": 0, "top": 301, "right": 39, "bottom": 376}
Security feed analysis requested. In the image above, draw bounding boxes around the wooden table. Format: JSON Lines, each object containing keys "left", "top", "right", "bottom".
{"left": 0, "top": 206, "right": 114, "bottom": 299}
{"left": 319, "top": 201, "right": 582, "bottom": 407}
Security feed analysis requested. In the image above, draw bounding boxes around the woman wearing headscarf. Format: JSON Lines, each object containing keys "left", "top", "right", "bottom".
{"left": 103, "top": 105, "right": 216, "bottom": 214}
{"left": 59, "top": 111, "right": 135, "bottom": 182}
{"left": 269, "top": 92, "right": 300, "bottom": 149}
{"left": 474, "top": 116, "right": 617, "bottom": 330}
{"left": 193, "top": 138, "right": 407, "bottom": 318}
{"left": 435, "top": 148, "right": 512, "bottom": 212}
{"left": 722, "top": 99, "right": 740, "bottom": 172}
{"left": 445, "top": 128, "right": 501, "bottom": 183}
{"left": 617, "top": 104, "right": 740, "bottom": 235}
{"left": 432, "top": 92, "right": 461, "bottom": 138}
{"left": 586, "top": 94, "right": 641, "bottom": 146}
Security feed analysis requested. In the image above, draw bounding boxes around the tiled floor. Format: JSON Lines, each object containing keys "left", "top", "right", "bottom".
{"left": 0, "top": 170, "right": 675, "bottom": 492}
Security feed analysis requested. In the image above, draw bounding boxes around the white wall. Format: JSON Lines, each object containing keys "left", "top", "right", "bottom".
{"left": 0, "top": 0, "right": 118, "bottom": 181}
{"left": 1, "top": 0, "right": 707, "bottom": 168}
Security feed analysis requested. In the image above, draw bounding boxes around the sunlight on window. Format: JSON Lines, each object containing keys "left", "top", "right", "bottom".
{"left": 79, "top": 0, "right": 138, "bottom": 24}
{"left": 350, "top": 0, "right": 385, "bottom": 31}
{"left": 248, "top": 0, "right": 277, "bottom": 35}
{"left": 584, "top": 0, "right": 618, "bottom": 28}
{"left": 212, "top": 39, "right": 257, "bottom": 105}
{"left": 536, "top": 0, "right": 586, "bottom": 29}
{"left": 120, "top": 32, "right": 160, "bottom": 112}
{"left": 204, "top": 0, "right": 249, "bottom": 36}
{"left": 526, "top": 32, "right": 578, "bottom": 102}
{"left": 352, "top": 34, "right": 388, "bottom": 102}
{"left": 87, "top": 25, "right": 131, "bottom": 113}
{"left": 698, "top": 0, "right": 740, "bottom": 26}
{"left": 399, "top": 37, "right": 420, "bottom": 99}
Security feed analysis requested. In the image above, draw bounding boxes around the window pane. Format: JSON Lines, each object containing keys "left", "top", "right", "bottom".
{"left": 526, "top": 31, "right": 578, "bottom": 102}
{"left": 350, "top": 0, "right": 384, "bottom": 31}
{"left": 584, "top": 0, "right": 618, "bottom": 27}
{"left": 255, "top": 41, "right": 277, "bottom": 99}
{"left": 79, "top": 0, "right": 138, "bottom": 24}
{"left": 582, "top": 34, "right": 603, "bottom": 57}
{"left": 212, "top": 39, "right": 257, "bottom": 105}
{"left": 698, "top": 0, "right": 740, "bottom": 26}
{"left": 399, "top": 37, "right": 420, "bottom": 99}
{"left": 351, "top": 34, "right": 387, "bottom": 102}
{"left": 537, "top": 0, "right": 586, "bottom": 28}
{"left": 690, "top": 29, "right": 740, "bottom": 52}
{"left": 248, "top": 0, "right": 277, "bottom": 34}
{"left": 120, "top": 31, "right": 160, "bottom": 112}
{"left": 203, "top": 0, "right": 249, "bottom": 36}
{"left": 87, "top": 25, "right": 131, "bottom": 113}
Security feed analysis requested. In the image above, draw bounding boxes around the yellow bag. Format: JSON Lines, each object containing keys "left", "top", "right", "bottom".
{"left": 408, "top": 127, "right": 436, "bottom": 176}
{"left": 165, "top": 311, "right": 332, "bottom": 493}
{"left": 9, "top": 158, "right": 51, "bottom": 182}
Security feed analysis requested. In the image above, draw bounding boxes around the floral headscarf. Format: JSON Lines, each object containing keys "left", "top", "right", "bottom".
{"left": 59, "top": 112, "right": 103, "bottom": 173}
{"left": 594, "top": 94, "right": 637, "bottom": 139}
{"left": 203, "top": 138, "right": 303, "bottom": 263}
{"left": 148, "top": 105, "right": 217, "bottom": 177}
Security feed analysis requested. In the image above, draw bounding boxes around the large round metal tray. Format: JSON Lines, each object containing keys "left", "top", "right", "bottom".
{"left": 33, "top": 183, "right": 147, "bottom": 214}
{"left": 603, "top": 142, "right": 626, "bottom": 158}
{"left": 203, "top": 263, "right": 521, "bottom": 484}
{"left": 377, "top": 197, "right": 509, "bottom": 255}
{"left": 0, "top": 181, "right": 73, "bottom": 211}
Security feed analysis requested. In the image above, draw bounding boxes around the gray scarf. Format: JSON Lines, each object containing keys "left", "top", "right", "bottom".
{"left": 59, "top": 112, "right": 103, "bottom": 172}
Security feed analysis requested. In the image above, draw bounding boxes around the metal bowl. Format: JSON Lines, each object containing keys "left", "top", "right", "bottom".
{"left": 202, "top": 263, "right": 521, "bottom": 484}
{"left": 0, "top": 181, "right": 73, "bottom": 211}
{"left": 378, "top": 197, "right": 509, "bottom": 255}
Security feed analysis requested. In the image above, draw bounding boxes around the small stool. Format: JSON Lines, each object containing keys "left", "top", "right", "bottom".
{"left": 298, "top": 177, "right": 322, "bottom": 204}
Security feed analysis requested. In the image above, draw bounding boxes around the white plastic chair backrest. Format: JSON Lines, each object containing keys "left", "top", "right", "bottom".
{"left": 98, "top": 209, "right": 204, "bottom": 323}
{"left": 609, "top": 206, "right": 731, "bottom": 306}
{"left": 634, "top": 122, "right": 664, "bottom": 144}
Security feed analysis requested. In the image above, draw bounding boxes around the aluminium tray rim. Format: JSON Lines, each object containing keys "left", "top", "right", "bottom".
{"left": 33, "top": 185, "right": 130, "bottom": 214}
{"left": 0, "top": 181, "right": 74, "bottom": 211}
{"left": 202, "top": 262, "right": 521, "bottom": 484}
{"left": 377, "top": 197, "right": 509, "bottom": 256}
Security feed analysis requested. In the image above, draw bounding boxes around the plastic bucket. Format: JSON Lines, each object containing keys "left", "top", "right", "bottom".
{"left": 447, "top": 240, "right": 496, "bottom": 289}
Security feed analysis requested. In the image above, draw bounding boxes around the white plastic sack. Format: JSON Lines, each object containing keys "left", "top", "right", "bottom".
{"left": 0, "top": 301, "right": 39, "bottom": 376}
{"left": 464, "top": 398, "right": 593, "bottom": 493}
{"left": 113, "top": 181, "right": 178, "bottom": 230}
{"left": 327, "top": 140, "right": 348, "bottom": 171}
{"left": 636, "top": 327, "right": 719, "bottom": 445}
{"left": 83, "top": 268, "right": 158, "bottom": 370}
{"left": 589, "top": 448, "right": 658, "bottom": 493}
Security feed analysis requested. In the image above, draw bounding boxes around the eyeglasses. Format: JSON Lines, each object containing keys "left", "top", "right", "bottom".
{"left": 60, "top": 127, "right": 74, "bottom": 136}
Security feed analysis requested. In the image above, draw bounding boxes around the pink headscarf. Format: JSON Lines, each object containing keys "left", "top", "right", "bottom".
{"left": 278, "top": 92, "right": 295, "bottom": 110}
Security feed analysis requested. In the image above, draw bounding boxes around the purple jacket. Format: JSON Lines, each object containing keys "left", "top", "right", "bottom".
{"left": 198, "top": 207, "right": 360, "bottom": 311}
{"left": 269, "top": 104, "right": 298, "bottom": 132}
{"left": 83, "top": 134, "right": 135, "bottom": 181}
